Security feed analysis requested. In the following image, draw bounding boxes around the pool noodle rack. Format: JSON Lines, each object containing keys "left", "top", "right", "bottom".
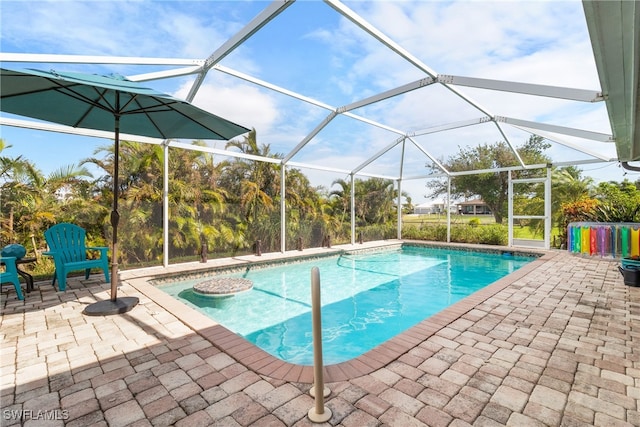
{"left": 567, "top": 222, "right": 640, "bottom": 259}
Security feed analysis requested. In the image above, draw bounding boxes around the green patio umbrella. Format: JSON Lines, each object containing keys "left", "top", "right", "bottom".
{"left": 1, "top": 67, "right": 250, "bottom": 315}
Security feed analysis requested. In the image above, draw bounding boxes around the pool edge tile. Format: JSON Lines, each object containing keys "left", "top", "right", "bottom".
{"left": 257, "top": 359, "right": 291, "bottom": 378}
{"left": 324, "top": 364, "right": 349, "bottom": 383}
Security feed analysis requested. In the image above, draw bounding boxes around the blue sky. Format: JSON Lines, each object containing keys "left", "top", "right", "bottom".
{"left": 1, "top": 0, "right": 635, "bottom": 203}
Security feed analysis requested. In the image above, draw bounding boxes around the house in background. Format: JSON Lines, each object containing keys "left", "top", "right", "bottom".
{"left": 457, "top": 199, "right": 491, "bottom": 215}
{"left": 413, "top": 202, "right": 436, "bottom": 214}
{"left": 413, "top": 201, "right": 456, "bottom": 215}
{"left": 414, "top": 199, "right": 492, "bottom": 215}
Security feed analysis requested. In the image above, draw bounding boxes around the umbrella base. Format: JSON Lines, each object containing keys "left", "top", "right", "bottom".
{"left": 83, "top": 297, "right": 139, "bottom": 316}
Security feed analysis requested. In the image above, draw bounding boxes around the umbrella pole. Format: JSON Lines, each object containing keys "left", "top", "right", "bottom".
{"left": 110, "top": 117, "right": 120, "bottom": 302}
{"left": 83, "top": 105, "right": 138, "bottom": 316}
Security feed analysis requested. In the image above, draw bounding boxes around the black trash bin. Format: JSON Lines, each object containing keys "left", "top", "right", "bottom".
{"left": 619, "top": 264, "right": 640, "bottom": 287}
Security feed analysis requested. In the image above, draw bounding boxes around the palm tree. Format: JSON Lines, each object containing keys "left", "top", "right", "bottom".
{"left": 552, "top": 166, "right": 594, "bottom": 203}
{"left": 224, "top": 129, "right": 282, "bottom": 251}
{"left": 1, "top": 139, "right": 40, "bottom": 243}
{"left": 2, "top": 139, "right": 94, "bottom": 248}
{"left": 83, "top": 141, "right": 163, "bottom": 264}
{"left": 171, "top": 142, "right": 246, "bottom": 257}
{"left": 279, "top": 167, "right": 328, "bottom": 248}
{"left": 329, "top": 178, "right": 351, "bottom": 222}
{"left": 360, "top": 178, "right": 398, "bottom": 224}
{"left": 551, "top": 166, "right": 595, "bottom": 242}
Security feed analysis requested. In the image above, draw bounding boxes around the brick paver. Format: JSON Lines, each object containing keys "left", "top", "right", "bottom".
{"left": 1, "top": 244, "right": 639, "bottom": 425}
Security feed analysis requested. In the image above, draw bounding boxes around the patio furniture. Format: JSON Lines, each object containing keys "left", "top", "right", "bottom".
{"left": 0, "top": 256, "right": 25, "bottom": 300}
{"left": 1, "top": 243, "right": 35, "bottom": 292}
{"left": 43, "top": 223, "right": 110, "bottom": 291}
{"left": 16, "top": 257, "right": 37, "bottom": 293}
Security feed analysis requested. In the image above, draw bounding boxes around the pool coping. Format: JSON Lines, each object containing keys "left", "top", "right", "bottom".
{"left": 124, "top": 240, "right": 557, "bottom": 384}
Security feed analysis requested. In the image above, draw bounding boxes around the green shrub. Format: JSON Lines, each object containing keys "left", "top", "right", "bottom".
{"left": 403, "top": 223, "right": 507, "bottom": 245}
{"left": 402, "top": 224, "right": 449, "bottom": 241}
{"left": 358, "top": 223, "right": 397, "bottom": 242}
{"left": 479, "top": 225, "right": 509, "bottom": 245}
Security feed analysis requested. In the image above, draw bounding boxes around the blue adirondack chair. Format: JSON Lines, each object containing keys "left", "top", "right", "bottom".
{"left": 43, "top": 223, "right": 110, "bottom": 291}
{"left": 1, "top": 256, "right": 25, "bottom": 300}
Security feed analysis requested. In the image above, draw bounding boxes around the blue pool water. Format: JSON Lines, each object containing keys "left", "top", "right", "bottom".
{"left": 158, "top": 246, "right": 534, "bottom": 365}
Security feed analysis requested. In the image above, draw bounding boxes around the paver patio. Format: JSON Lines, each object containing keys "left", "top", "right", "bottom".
{"left": 1, "top": 242, "right": 639, "bottom": 426}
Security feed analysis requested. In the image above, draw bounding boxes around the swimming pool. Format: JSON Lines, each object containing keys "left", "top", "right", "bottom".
{"left": 158, "top": 245, "right": 534, "bottom": 365}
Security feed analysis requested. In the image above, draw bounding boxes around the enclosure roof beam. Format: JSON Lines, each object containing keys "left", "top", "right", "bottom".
{"left": 215, "top": 64, "right": 334, "bottom": 110}
{"left": 338, "top": 77, "right": 436, "bottom": 113}
{"left": 513, "top": 126, "right": 614, "bottom": 161}
{"left": 352, "top": 171, "right": 397, "bottom": 180}
{"left": 410, "top": 159, "right": 615, "bottom": 181}
{"left": 283, "top": 111, "right": 338, "bottom": 163}
{"left": 128, "top": 67, "right": 202, "bottom": 82}
{"left": 324, "top": 1, "right": 490, "bottom": 114}
{"left": 324, "top": 0, "right": 520, "bottom": 160}
{"left": 409, "top": 117, "right": 492, "bottom": 137}
{"left": 214, "top": 64, "right": 405, "bottom": 136}
{"left": 0, "top": 116, "right": 287, "bottom": 164}
{"left": 406, "top": 136, "right": 450, "bottom": 175}
{"left": 494, "top": 121, "right": 526, "bottom": 167}
{"left": 0, "top": 52, "right": 203, "bottom": 66}
{"left": 499, "top": 116, "right": 614, "bottom": 142}
{"left": 438, "top": 74, "right": 604, "bottom": 102}
{"left": 286, "top": 161, "right": 351, "bottom": 175}
{"left": 186, "top": 0, "right": 294, "bottom": 101}
{"left": 325, "top": 0, "right": 437, "bottom": 77}
{"left": 0, "top": 117, "right": 162, "bottom": 144}
{"left": 553, "top": 158, "right": 616, "bottom": 167}
{"left": 448, "top": 163, "right": 550, "bottom": 177}
{"left": 404, "top": 172, "right": 448, "bottom": 180}
{"left": 168, "top": 141, "right": 282, "bottom": 164}
{"left": 352, "top": 136, "right": 405, "bottom": 174}
{"left": 204, "top": 0, "right": 294, "bottom": 70}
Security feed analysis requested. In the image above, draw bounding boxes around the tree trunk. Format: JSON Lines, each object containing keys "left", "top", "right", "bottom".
{"left": 8, "top": 207, "right": 14, "bottom": 241}
{"left": 486, "top": 201, "right": 503, "bottom": 224}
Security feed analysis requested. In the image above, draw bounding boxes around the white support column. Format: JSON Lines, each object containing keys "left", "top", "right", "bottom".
{"left": 350, "top": 174, "right": 356, "bottom": 245}
{"left": 397, "top": 179, "right": 402, "bottom": 240}
{"left": 545, "top": 167, "right": 552, "bottom": 249}
{"left": 508, "top": 171, "right": 513, "bottom": 247}
{"left": 163, "top": 144, "right": 169, "bottom": 267}
{"left": 397, "top": 138, "right": 406, "bottom": 240}
{"left": 281, "top": 165, "right": 286, "bottom": 253}
{"left": 447, "top": 177, "right": 451, "bottom": 243}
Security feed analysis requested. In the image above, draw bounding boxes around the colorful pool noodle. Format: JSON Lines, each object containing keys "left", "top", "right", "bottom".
{"left": 583, "top": 227, "right": 591, "bottom": 254}
{"left": 568, "top": 226, "right": 574, "bottom": 251}
{"left": 567, "top": 222, "right": 639, "bottom": 258}
{"left": 621, "top": 228, "right": 629, "bottom": 257}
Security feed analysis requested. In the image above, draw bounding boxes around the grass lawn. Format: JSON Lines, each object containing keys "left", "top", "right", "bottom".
{"left": 403, "top": 213, "right": 561, "bottom": 241}
{"left": 403, "top": 213, "right": 494, "bottom": 224}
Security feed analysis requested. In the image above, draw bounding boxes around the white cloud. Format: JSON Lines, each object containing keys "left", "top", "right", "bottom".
{"left": 179, "top": 81, "right": 279, "bottom": 136}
